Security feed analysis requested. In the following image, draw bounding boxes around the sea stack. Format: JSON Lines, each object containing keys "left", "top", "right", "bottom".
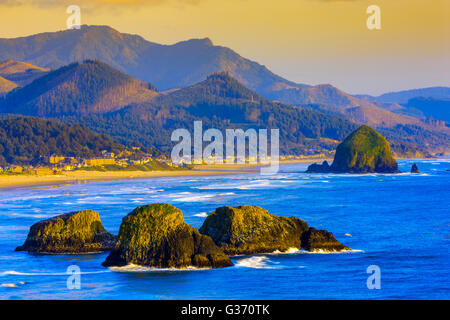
{"left": 102, "top": 203, "right": 233, "bottom": 269}
{"left": 199, "top": 205, "right": 348, "bottom": 255}
{"left": 411, "top": 163, "right": 420, "bottom": 173}
{"left": 307, "top": 125, "right": 399, "bottom": 173}
{"left": 15, "top": 210, "right": 117, "bottom": 253}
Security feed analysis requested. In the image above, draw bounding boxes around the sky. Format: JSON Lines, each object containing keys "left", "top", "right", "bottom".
{"left": 0, "top": 0, "right": 448, "bottom": 95}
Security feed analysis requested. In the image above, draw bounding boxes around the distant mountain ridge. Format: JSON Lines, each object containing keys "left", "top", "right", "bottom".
{"left": 359, "top": 87, "right": 450, "bottom": 104}
{"left": 2, "top": 25, "right": 446, "bottom": 128}
{"left": 0, "top": 59, "right": 50, "bottom": 86}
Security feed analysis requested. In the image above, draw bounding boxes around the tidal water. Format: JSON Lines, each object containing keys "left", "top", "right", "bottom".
{"left": 0, "top": 159, "right": 448, "bottom": 300}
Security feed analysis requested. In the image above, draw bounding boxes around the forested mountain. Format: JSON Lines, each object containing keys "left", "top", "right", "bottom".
{"left": 58, "top": 72, "right": 358, "bottom": 155}
{"left": 1, "top": 25, "right": 447, "bottom": 128}
{"left": 0, "top": 116, "right": 126, "bottom": 166}
{"left": 0, "top": 60, "right": 157, "bottom": 116}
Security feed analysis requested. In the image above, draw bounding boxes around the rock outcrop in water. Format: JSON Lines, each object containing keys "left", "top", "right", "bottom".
{"left": 199, "top": 205, "right": 348, "bottom": 255}
{"left": 15, "top": 210, "right": 117, "bottom": 253}
{"left": 307, "top": 125, "right": 399, "bottom": 174}
{"left": 301, "top": 228, "right": 348, "bottom": 252}
{"left": 102, "top": 203, "right": 233, "bottom": 269}
{"left": 411, "top": 163, "right": 420, "bottom": 173}
{"left": 305, "top": 160, "right": 331, "bottom": 173}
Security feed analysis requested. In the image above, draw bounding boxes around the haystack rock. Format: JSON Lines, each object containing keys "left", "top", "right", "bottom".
{"left": 307, "top": 125, "right": 399, "bottom": 174}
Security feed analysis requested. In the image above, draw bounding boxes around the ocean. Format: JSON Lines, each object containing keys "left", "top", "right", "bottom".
{"left": 0, "top": 159, "right": 448, "bottom": 299}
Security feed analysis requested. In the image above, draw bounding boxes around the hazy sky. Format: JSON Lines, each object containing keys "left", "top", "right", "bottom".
{"left": 0, "top": 0, "right": 448, "bottom": 95}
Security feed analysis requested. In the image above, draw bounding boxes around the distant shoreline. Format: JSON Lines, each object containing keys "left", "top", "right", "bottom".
{"left": 0, "top": 159, "right": 321, "bottom": 190}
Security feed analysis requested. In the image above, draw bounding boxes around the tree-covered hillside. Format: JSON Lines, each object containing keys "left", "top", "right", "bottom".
{"left": 0, "top": 60, "right": 157, "bottom": 116}
{"left": 0, "top": 116, "right": 126, "bottom": 166}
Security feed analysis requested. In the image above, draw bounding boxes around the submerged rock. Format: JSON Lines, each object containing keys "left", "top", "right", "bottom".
{"left": 301, "top": 228, "right": 349, "bottom": 252}
{"left": 411, "top": 163, "right": 420, "bottom": 173}
{"left": 102, "top": 203, "right": 233, "bottom": 269}
{"left": 199, "top": 205, "right": 347, "bottom": 255}
{"left": 307, "top": 125, "right": 399, "bottom": 174}
{"left": 15, "top": 210, "right": 117, "bottom": 253}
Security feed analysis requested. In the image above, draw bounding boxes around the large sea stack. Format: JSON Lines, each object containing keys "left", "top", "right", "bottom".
{"left": 307, "top": 125, "right": 399, "bottom": 173}
{"left": 102, "top": 203, "right": 233, "bottom": 269}
{"left": 199, "top": 205, "right": 348, "bottom": 255}
{"left": 15, "top": 210, "right": 117, "bottom": 253}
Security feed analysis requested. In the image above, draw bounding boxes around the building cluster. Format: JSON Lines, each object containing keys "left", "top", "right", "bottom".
{"left": 0, "top": 149, "right": 173, "bottom": 175}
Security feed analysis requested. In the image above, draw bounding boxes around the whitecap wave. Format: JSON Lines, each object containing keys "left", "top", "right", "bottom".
{"left": 0, "top": 270, "right": 110, "bottom": 276}
{"left": 173, "top": 194, "right": 215, "bottom": 202}
{"left": 108, "top": 264, "right": 206, "bottom": 272}
{"left": 235, "top": 256, "right": 278, "bottom": 269}
{"left": 271, "top": 248, "right": 300, "bottom": 255}
{"left": 193, "top": 212, "right": 208, "bottom": 218}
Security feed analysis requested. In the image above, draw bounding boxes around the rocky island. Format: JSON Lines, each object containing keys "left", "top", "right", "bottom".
{"left": 102, "top": 203, "right": 233, "bottom": 269}
{"left": 199, "top": 205, "right": 349, "bottom": 255}
{"left": 411, "top": 163, "right": 420, "bottom": 173}
{"left": 15, "top": 210, "right": 117, "bottom": 253}
{"left": 307, "top": 125, "right": 399, "bottom": 174}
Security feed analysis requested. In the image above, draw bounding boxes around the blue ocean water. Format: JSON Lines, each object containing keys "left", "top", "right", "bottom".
{"left": 0, "top": 159, "right": 448, "bottom": 300}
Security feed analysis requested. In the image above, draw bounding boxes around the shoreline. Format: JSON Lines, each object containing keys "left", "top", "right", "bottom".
{"left": 1, "top": 157, "right": 440, "bottom": 190}
{"left": 0, "top": 159, "right": 321, "bottom": 190}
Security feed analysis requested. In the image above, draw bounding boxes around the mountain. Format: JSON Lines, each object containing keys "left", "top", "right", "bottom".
{"left": 0, "top": 76, "right": 17, "bottom": 96}
{"left": 365, "top": 87, "right": 450, "bottom": 104}
{"left": 405, "top": 97, "right": 450, "bottom": 122}
{"left": 0, "top": 116, "right": 126, "bottom": 166}
{"left": 0, "top": 25, "right": 307, "bottom": 96}
{"left": 356, "top": 87, "right": 450, "bottom": 122}
{"left": 0, "top": 59, "right": 50, "bottom": 86}
{"left": 0, "top": 59, "right": 157, "bottom": 116}
{"left": 2, "top": 25, "right": 445, "bottom": 129}
{"left": 61, "top": 72, "right": 359, "bottom": 155}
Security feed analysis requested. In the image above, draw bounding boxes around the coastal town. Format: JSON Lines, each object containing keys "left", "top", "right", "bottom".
{"left": 0, "top": 148, "right": 176, "bottom": 175}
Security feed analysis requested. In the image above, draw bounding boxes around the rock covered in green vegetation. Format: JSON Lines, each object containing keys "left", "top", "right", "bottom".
{"left": 411, "top": 163, "right": 420, "bottom": 173}
{"left": 301, "top": 228, "right": 349, "bottom": 252}
{"left": 102, "top": 203, "right": 233, "bottom": 269}
{"left": 199, "top": 205, "right": 315, "bottom": 255}
{"left": 307, "top": 125, "right": 399, "bottom": 174}
{"left": 15, "top": 210, "right": 117, "bottom": 253}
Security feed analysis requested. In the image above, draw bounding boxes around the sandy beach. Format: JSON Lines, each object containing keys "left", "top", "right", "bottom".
{"left": 0, "top": 159, "right": 324, "bottom": 190}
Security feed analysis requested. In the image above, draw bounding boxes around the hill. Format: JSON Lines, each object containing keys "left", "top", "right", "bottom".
{"left": 368, "top": 87, "right": 450, "bottom": 104}
{"left": 2, "top": 25, "right": 446, "bottom": 131}
{"left": 60, "top": 72, "right": 359, "bottom": 155}
{"left": 0, "top": 60, "right": 157, "bottom": 116}
{"left": 307, "top": 125, "right": 399, "bottom": 174}
{"left": 0, "top": 116, "right": 126, "bottom": 166}
{"left": 0, "top": 59, "right": 50, "bottom": 86}
{"left": 404, "top": 97, "right": 450, "bottom": 123}
{"left": 0, "top": 25, "right": 365, "bottom": 107}
{"left": 0, "top": 76, "right": 17, "bottom": 96}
